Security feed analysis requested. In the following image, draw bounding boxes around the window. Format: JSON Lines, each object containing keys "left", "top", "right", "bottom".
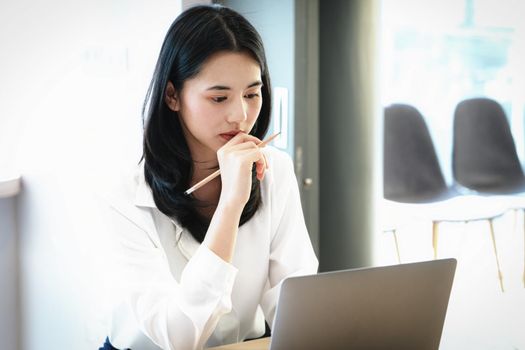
{"left": 381, "top": 0, "right": 525, "bottom": 178}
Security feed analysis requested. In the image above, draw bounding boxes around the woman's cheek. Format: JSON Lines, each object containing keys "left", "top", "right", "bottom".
{"left": 250, "top": 103, "right": 263, "bottom": 124}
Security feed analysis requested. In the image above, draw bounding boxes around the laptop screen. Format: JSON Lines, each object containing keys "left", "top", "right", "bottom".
{"left": 270, "top": 258, "right": 456, "bottom": 350}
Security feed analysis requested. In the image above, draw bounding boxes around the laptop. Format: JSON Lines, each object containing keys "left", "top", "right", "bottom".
{"left": 269, "top": 258, "right": 456, "bottom": 350}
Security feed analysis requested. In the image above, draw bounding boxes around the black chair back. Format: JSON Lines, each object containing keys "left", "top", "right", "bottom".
{"left": 453, "top": 98, "right": 524, "bottom": 192}
{"left": 384, "top": 104, "right": 449, "bottom": 203}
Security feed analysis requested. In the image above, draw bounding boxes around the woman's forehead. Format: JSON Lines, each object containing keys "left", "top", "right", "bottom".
{"left": 190, "top": 51, "right": 262, "bottom": 89}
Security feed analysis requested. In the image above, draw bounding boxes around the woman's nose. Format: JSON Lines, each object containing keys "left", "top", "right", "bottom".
{"left": 227, "top": 97, "right": 248, "bottom": 123}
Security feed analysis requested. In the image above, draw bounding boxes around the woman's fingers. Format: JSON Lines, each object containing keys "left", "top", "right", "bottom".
{"left": 257, "top": 151, "right": 268, "bottom": 180}
{"left": 256, "top": 160, "right": 264, "bottom": 181}
{"left": 225, "top": 132, "right": 263, "bottom": 147}
{"left": 216, "top": 135, "right": 269, "bottom": 207}
{"left": 219, "top": 133, "right": 269, "bottom": 181}
{"left": 235, "top": 148, "right": 267, "bottom": 181}
{"left": 218, "top": 133, "right": 264, "bottom": 158}
{"left": 227, "top": 141, "right": 258, "bottom": 152}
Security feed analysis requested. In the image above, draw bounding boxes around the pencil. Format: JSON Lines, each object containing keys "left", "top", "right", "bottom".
{"left": 184, "top": 132, "right": 281, "bottom": 195}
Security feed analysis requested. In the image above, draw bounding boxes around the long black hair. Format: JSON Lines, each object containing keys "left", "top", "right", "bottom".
{"left": 142, "top": 5, "right": 272, "bottom": 243}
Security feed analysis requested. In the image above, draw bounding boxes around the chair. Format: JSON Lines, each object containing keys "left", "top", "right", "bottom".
{"left": 453, "top": 97, "right": 525, "bottom": 289}
{"left": 383, "top": 103, "right": 507, "bottom": 291}
{"left": 383, "top": 103, "right": 454, "bottom": 263}
{"left": 453, "top": 97, "right": 525, "bottom": 194}
{"left": 384, "top": 104, "right": 455, "bottom": 203}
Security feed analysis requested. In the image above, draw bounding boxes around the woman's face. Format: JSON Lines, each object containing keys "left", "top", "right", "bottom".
{"left": 166, "top": 51, "right": 264, "bottom": 162}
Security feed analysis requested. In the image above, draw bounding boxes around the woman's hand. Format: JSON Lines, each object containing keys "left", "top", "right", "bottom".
{"left": 204, "top": 132, "right": 268, "bottom": 263}
{"left": 217, "top": 132, "right": 268, "bottom": 209}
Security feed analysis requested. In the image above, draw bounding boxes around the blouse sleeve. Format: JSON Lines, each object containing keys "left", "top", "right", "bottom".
{"left": 259, "top": 151, "right": 319, "bottom": 327}
{"left": 102, "top": 200, "right": 238, "bottom": 350}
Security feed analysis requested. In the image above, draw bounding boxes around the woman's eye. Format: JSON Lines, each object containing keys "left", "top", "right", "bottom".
{"left": 245, "top": 93, "right": 260, "bottom": 99}
{"left": 212, "top": 96, "right": 227, "bottom": 103}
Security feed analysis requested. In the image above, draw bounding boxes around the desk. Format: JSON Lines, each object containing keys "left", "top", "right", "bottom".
{"left": 207, "top": 337, "right": 270, "bottom": 350}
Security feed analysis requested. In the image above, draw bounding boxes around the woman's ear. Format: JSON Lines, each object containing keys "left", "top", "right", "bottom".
{"left": 165, "top": 81, "right": 180, "bottom": 112}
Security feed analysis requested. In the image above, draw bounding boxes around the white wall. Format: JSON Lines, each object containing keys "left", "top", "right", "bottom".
{"left": 0, "top": 0, "right": 181, "bottom": 348}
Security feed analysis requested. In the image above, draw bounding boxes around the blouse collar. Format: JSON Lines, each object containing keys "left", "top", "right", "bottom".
{"left": 133, "top": 163, "right": 157, "bottom": 208}
{"left": 133, "top": 163, "right": 197, "bottom": 259}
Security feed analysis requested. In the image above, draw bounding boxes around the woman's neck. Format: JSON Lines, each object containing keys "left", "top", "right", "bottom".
{"left": 190, "top": 158, "right": 222, "bottom": 219}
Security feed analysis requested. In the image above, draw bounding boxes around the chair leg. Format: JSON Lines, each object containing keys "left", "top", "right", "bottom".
{"left": 488, "top": 218, "right": 504, "bottom": 293}
{"left": 432, "top": 221, "right": 439, "bottom": 260}
{"left": 392, "top": 229, "right": 401, "bottom": 264}
{"left": 523, "top": 209, "right": 525, "bottom": 288}
{"left": 513, "top": 208, "right": 518, "bottom": 234}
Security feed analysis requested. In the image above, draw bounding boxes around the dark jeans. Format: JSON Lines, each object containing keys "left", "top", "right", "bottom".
{"left": 99, "top": 337, "right": 130, "bottom": 350}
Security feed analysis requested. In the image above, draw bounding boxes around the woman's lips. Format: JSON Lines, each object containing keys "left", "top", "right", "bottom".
{"left": 220, "top": 134, "right": 235, "bottom": 141}
{"left": 220, "top": 131, "right": 243, "bottom": 141}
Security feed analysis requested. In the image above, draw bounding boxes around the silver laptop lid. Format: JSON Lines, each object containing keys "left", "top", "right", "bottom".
{"left": 270, "top": 258, "right": 456, "bottom": 350}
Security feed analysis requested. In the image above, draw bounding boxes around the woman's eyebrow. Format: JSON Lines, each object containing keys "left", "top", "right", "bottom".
{"left": 246, "top": 81, "right": 263, "bottom": 88}
{"left": 206, "top": 81, "right": 263, "bottom": 91}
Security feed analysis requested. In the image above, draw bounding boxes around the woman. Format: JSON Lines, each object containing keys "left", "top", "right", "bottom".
{"left": 100, "top": 4, "right": 318, "bottom": 350}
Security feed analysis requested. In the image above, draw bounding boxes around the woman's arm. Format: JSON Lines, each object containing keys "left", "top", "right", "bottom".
{"left": 203, "top": 132, "right": 267, "bottom": 263}
{"left": 102, "top": 133, "right": 268, "bottom": 349}
{"left": 103, "top": 202, "right": 238, "bottom": 350}
{"left": 259, "top": 150, "right": 319, "bottom": 326}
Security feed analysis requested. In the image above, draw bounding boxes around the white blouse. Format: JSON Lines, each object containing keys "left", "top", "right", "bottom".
{"left": 100, "top": 146, "right": 318, "bottom": 350}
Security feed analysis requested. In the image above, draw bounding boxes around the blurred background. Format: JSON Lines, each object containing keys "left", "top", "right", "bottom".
{"left": 0, "top": 0, "right": 524, "bottom": 349}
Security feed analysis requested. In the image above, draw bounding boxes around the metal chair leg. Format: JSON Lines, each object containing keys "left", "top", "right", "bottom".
{"left": 432, "top": 221, "right": 439, "bottom": 260}
{"left": 523, "top": 209, "right": 525, "bottom": 288}
{"left": 488, "top": 218, "right": 504, "bottom": 293}
{"left": 513, "top": 208, "right": 518, "bottom": 234}
{"left": 391, "top": 229, "right": 402, "bottom": 264}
